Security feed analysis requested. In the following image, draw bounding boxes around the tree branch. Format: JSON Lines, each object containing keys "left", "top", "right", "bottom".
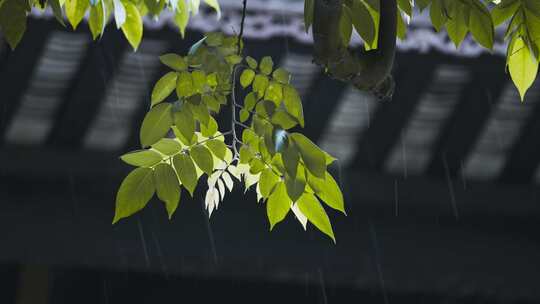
{"left": 312, "top": 0, "right": 397, "bottom": 99}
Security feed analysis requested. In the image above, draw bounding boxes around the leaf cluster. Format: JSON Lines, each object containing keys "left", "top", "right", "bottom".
{"left": 114, "top": 33, "right": 346, "bottom": 242}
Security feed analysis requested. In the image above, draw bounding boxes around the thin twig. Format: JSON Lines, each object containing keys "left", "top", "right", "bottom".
{"left": 238, "top": 0, "right": 248, "bottom": 55}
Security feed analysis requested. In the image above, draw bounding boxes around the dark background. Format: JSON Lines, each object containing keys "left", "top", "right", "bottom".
{"left": 1, "top": 10, "right": 540, "bottom": 304}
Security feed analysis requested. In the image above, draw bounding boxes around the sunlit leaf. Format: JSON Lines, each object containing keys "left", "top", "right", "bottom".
{"left": 152, "top": 138, "right": 183, "bottom": 155}
{"left": 266, "top": 182, "right": 291, "bottom": 230}
{"left": 296, "top": 193, "right": 335, "bottom": 243}
{"left": 190, "top": 145, "right": 214, "bottom": 175}
{"left": 120, "top": 149, "right": 163, "bottom": 167}
{"left": 160, "top": 54, "right": 188, "bottom": 71}
{"left": 206, "top": 139, "right": 227, "bottom": 160}
{"left": 290, "top": 133, "right": 326, "bottom": 178}
{"left": 173, "top": 106, "right": 196, "bottom": 145}
{"left": 283, "top": 85, "right": 304, "bottom": 127}
{"left": 66, "top": 0, "right": 90, "bottom": 30}
{"left": 306, "top": 171, "right": 345, "bottom": 214}
{"left": 173, "top": 153, "right": 198, "bottom": 196}
{"left": 140, "top": 103, "right": 173, "bottom": 148}
{"left": 508, "top": 35, "right": 539, "bottom": 101}
{"left": 176, "top": 71, "right": 194, "bottom": 98}
{"left": 246, "top": 56, "right": 258, "bottom": 69}
{"left": 154, "top": 163, "right": 181, "bottom": 219}
{"left": 113, "top": 167, "right": 155, "bottom": 224}
{"left": 240, "top": 69, "right": 255, "bottom": 88}
{"left": 151, "top": 72, "right": 178, "bottom": 107}
{"left": 259, "top": 168, "right": 280, "bottom": 198}
{"left": 259, "top": 56, "right": 274, "bottom": 75}
{"left": 284, "top": 165, "right": 305, "bottom": 202}
{"left": 120, "top": 0, "right": 143, "bottom": 50}
{"left": 272, "top": 68, "right": 290, "bottom": 84}
{"left": 174, "top": 0, "right": 189, "bottom": 38}
{"left": 252, "top": 74, "right": 269, "bottom": 98}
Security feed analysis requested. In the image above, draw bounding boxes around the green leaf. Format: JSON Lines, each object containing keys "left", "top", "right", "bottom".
{"left": 49, "top": 0, "right": 66, "bottom": 27}
{"left": 246, "top": 56, "right": 258, "bottom": 69}
{"left": 154, "top": 163, "right": 181, "bottom": 219}
{"left": 244, "top": 92, "right": 258, "bottom": 111}
{"left": 191, "top": 70, "right": 206, "bottom": 93}
{"left": 492, "top": 0, "right": 520, "bottom": 26}
{"left": 271, "top": 111, "right": 298, "bottom": 130}
{"left": 152, "top": 138, "right": 183, "bottom": 155}
{"left": 173, "top": 153, "right": 198, "bottom": 196}
{"left": 188, "top": 100, "right": 210, "bottom": 126}
{"left": 272, "top": 68, "right": 290, "bottom": 84}
{"left": 508, "top": 35, "right": 539, "bottom": 101}
{"left": 249, "top": 158, "right": 266, "bottom": 174}
{"left": 259, "top": 168, "right": 280, "bottom": 198}
{"left": 140, "top": 103, "right": 173, "bottom": 148}
{"left": 304, "top": 0, "right": 314, "bottom": 32}
{"left": 282, "top": 85, "right": 304, "bottom": 127}
{"left": 206, "top": 139, "right": 227, "bottom": 160}
{"left": 226, "top": 54, "right": 243, "bottom": 65}
{"left": 290, "top": 133, "right": 326, "bottom": 178}
{"left": 264, "top": 81, "right": 283, "bottom": 105}
{"left": 201, "top": 116, "right": 218, "bottom": 137}
{"left": 340, "top": 5, "right": 353, "bottom": 45}
{"left": 468, "top": 0, "right": 494, "bottom": 49}
{"left": 306, "top": 171, "right": 345, "bottom": 214}
{"left": 120, "top": 0, "right": 143, "bottom": 50}
{"left": 240, "top": 69, "right": 255, "bottom": 88}
{"left": 159, "top": 54, "right": 188, "bottom": 71}
{"left": 173, "top": 106, "right": 196, "bottom": 145}
{"left": 151, "top": 72, "right": 178, "bottom": 107}
{"left": 281, "top": 140, "right": 299, "bottom": 178}
{"left": 240, "top": 109, "right": 250, "bottom": 122}
{"left": 266, "top": 182, "right": 291, "bottom": 230}
{"left": 398, "top": 0, "right": 412, "bottom": 16}
{"left": 120, "top": 149, "right": 163, "bottom": 167}
{"left": 296, "top": 193, "right": 335, "bottom": 243}
{"left": 206, "top": 32, "right": 223, "bottom": 46}
{"left": 190, "top": 145, "right": 214, "bottom": 175}
{"left": 350, "top": 0, "right": 376, "bottom": 45}
{"left": 446, "top": 2, "right": 469, "bottom": 48}
{"left": 252, "top": 74, "right": 269, "bottom": 97}
{"left": 259, "top": 56, "right": 274, "bottom": 75}
{"left": 525, "top": 0, "right": 540, "bottom": 18}
{"left": 429, "top": 0, "right": 447, "bottom": 31}
{"left": 89, "top": 2, "right": 105, "bottom": 40}
{"left": 113, "top": 167, "right": 155, "bottom": 224}
{"left": 176, "top": 71, "right": 194, "bottom": 98}
{"left": 203, "top": 94, "right": 220, "bottom": 112}
{"left": 284, "top": 165, "right": 306, "bottom": 202}
{"left": 240, "top": 145, "right": 254, "bottom": 164}
{"left": 0, "top": 0, "right": 27, "bottom": 49}
{"left": 66, "top": 0, "right": 90, "bottom": 30}
{"left": 173, "top": 0, "right": 189, "bottom": 38}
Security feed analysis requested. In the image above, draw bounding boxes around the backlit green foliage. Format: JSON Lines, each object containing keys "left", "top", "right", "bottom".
{"left": 303, "top": 0, "right": 540, "bottom": 100}
{"left": 114, "top": 33, "right": 345, "bottom": 242}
